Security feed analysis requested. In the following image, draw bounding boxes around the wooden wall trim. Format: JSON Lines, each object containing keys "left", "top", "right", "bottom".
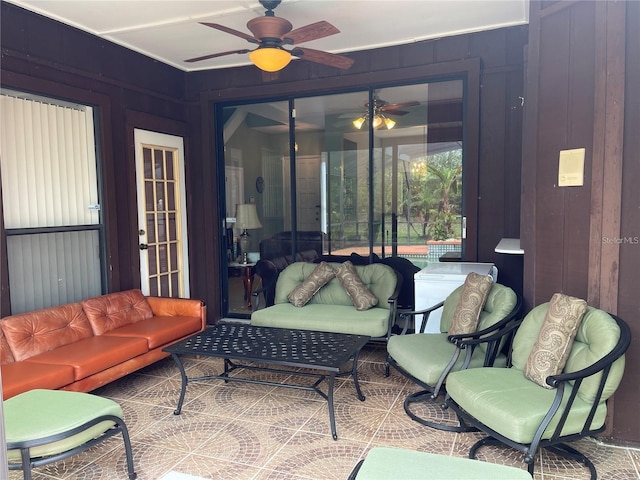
{"left": 587, "top": 0, "right": 626, "bottom": 313}
{"left": 1, "top": 48, "right": 185, "bottom": 105}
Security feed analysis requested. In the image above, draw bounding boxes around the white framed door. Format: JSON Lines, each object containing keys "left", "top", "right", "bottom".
{"left": 134, "top": 129, "right": 190, "bottom": 297}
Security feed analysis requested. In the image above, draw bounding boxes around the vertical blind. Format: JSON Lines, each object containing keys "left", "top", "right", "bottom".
{"left": 0, "top": 92, "right": 102, "bottom": 313}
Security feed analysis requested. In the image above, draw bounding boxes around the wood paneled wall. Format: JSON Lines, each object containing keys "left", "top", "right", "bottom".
{"left": 0, "top": 2, "right": 188, "bottom": 315}
{"left": 523, "top": 0, "right": 639, "bottom": 442}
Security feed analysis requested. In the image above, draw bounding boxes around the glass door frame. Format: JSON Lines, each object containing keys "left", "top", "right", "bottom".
{"left": 212, "top": 59, "right": 481, "bottom": 318}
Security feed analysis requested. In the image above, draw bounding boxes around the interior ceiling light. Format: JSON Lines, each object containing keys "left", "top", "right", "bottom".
{"left": 353, "top": 112, "right": 396, "bottom": 130}
{"left": 248, "top": 46, "right": 292, "bottom": 72}
{"left": 351, "top": 96, "right": 418, "bottom": 131}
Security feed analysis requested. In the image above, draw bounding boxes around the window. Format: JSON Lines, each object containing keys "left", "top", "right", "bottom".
{"left": 0, "top": 91, "right": 104, "bottom": 313}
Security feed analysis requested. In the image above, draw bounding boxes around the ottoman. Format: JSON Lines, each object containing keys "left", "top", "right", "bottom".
{"left": 4, "top": 389, "right": 136, "bottom": 480}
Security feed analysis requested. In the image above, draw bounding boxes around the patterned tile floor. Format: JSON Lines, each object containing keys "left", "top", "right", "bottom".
{"left": 10, "top": 344, "right": 640, "bottom": 480}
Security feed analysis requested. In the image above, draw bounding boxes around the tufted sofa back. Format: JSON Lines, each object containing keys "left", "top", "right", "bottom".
{"left": 1, "top": 302, "right": 94, "bottom": 362}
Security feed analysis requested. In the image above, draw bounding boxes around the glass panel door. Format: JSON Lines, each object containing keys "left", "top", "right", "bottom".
{"left": 221, "top": 101, "right": 290, "bottom": 317}
{"left": 373, "top": 81, "right": 464, "bottom": 268}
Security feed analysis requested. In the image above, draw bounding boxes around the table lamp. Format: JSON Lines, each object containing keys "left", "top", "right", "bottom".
{"left": 235, "top": 203, "right": 262, "bottom": 263}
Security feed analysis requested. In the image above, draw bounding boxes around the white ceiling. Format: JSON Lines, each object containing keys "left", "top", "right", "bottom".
{"left": 5, "top": 0, "right": 529, "bottom": 72}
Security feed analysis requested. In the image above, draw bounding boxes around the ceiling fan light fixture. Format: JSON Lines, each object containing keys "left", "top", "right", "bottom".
{"left": 384, "top": 116, "right": 396, "bottom": 129}
{"left": 372, "top": 115, "right": 383, "bottom": 129}
{"left": 353, "top": 117, "right": 366, "bottom": 129}
{"left": 249, "top": 47, "right": 292, "bottom": 72}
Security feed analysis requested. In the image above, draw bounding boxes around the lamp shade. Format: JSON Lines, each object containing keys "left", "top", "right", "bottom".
{"left": 235, "top": 204, "right": 262, "bottom": 230}
{"left": 249, "top": 47, "right": 292, "bottom": 72}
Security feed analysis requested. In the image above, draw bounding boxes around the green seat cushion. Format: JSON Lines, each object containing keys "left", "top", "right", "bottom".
{"left": 5, "top": 389, "right": 123, "bottom": 461}
{"left": 354, "top": 447, "right": 532, "bottom": 479}
{"left": 251, "top": 303, "right": 388, "bottom": 337}
{"left": 387, "top": 333, "right": 507, "bottom": 386}
{"left": 445, "top": 368, "right": 607, "bottom": 444}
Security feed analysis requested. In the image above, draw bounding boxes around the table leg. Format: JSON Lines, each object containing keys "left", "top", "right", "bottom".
{"left": 328, "top": 374, "right": 338, "bottom": 440}
{"left": 242, "top": 266, "right": 253, "bottom": 310}
{"left": 351, "top": 350, "right": 366, "bottom": 402}
{"left": 170, "top": 353, "right": 188, "bottom": 415}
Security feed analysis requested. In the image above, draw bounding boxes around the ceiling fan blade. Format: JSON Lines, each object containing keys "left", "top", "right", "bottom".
{"left": 292, "top": 47, "right": 354, "bottom": 70}
{"left": 381, "top": 109, "right": 410, "bottom": 116}
{"left": 284, "top": 21, "right": 339, "bottom": 44}
{"left": 184, "top": 49, "right": 250, "bottom": 63}
{"left": 381, "top": 101, "right": 420, "bottom": 111}
{"left": 200, "top": 22, "right": 259, "bottom": 43}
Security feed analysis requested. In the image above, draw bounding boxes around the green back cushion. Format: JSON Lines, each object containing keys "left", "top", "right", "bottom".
{"left": 275, "top": 262, "right": 396, "bottom": 310}
{"left": 512, "top": 303, "right": 624, "bottom": 403}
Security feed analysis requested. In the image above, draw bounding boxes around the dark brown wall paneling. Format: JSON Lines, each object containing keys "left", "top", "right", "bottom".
{"left": 609, "top": 0, "right": 640, "bottom": 443}
{"left": 524, "top": 0, "right": 638, "bottom": 443}
{"left": 0, "top": 3, "right": 188, "bottom": 304}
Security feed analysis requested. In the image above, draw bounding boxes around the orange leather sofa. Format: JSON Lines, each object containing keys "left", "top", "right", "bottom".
{"left": 0, "top": 289, "right": 206, "bottom": 399}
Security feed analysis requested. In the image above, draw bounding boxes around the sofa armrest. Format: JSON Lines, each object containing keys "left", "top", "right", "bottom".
{"left": 145, "top": 297, "right": 206, "bottom": 331}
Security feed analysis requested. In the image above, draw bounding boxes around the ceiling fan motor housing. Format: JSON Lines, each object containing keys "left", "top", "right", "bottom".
{"left": 247, "top": 16, "right": 293, "bottom": 41}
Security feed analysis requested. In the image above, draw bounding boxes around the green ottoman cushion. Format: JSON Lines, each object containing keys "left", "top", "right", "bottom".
{"left": 5, "top": 389, "right": 123, "bottom": 461}
{"left": 353, "top": 447, "right": 532, "bottom": 479}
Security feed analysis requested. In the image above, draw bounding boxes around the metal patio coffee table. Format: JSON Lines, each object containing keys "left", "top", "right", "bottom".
{"left": 164, "top": 323, "right": 370, "bottom": 440}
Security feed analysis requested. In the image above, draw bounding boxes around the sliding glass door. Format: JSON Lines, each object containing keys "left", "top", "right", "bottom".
{"left": 218, "top": 79, "right": 468, "bottom": 318}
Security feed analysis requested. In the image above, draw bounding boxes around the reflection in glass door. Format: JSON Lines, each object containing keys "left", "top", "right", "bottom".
{"left": 218, "top": 79, "right": 467, "bottom": 318}
{"left": 373, "top": 82, "right": 464, "bottom": 268}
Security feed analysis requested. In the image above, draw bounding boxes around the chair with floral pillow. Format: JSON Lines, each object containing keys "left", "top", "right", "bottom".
{"left": 444, "top": 294, "right": 631, "bottom": 479}
{"left": 386, "top": 274, "right": 522, "bottom": 431}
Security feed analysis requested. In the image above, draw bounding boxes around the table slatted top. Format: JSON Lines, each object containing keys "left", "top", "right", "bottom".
{"left": 164, "top": 323, "right": 370, "bottom": 372}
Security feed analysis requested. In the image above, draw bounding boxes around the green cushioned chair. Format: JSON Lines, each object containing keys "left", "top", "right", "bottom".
{"left": 5, "top": 389, "right": 137, "bottom": 480}
{"left": 347, "top": 447, "right": 533, "bottom": 479}
{"left": 386, "top": 282, "right": 522, "bottom": 431}
{"left": 444, "top": 304, "right": 630, "bottom": 479}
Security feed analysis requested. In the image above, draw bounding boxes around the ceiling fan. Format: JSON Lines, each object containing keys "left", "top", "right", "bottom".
{"left": 184, "top": 0, "right": 354, "bottom": 73}
{"left": 351, "top": 96, "right": 420, "bottom": 130}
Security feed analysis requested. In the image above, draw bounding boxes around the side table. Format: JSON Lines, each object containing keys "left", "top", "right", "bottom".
{"left": 228, "top": 261, "right": 257, "bottom": 309}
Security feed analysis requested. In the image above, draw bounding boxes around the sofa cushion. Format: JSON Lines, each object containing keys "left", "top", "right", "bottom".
{"left": 448, "top": 272, "right": 493, "bottom": 335}
{"left": 82, "top": 289, "right": 153, "bottom": 335}
{"left": 287, "top": 261, "right": 336, "bottom": 307}
{"left": 524, "top": 293, "right": 587, "bottom": 388}
{"left": 1, "top": 361, "right": 76, "bottom": 399}
{"left": 25, "top": 335, "right": 149, "bottom": 381}
{"left": 252, "top": 303, "right": 388, "bottom": 337}
{"left": 102, "top": 315, "right": 203, "bottom": 349}
{"left": 1, "top": 327, "right": 15, "bottom": 364}
{"left": 0, "top": 303, "right": 94, "bottom": 362}
{"left": 335, "top": 261, "right": 379, "bottom": 311}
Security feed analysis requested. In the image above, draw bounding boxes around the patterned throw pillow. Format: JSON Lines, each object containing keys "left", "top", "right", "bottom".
{"left": 335, "top": 261, "right": 379, "bottom": 311}
{"left": 524, "top": 293, "right": 587, "bottom": 389}
{"left": 448, "top": 272, "right": 493, "bottom": 335}
{"left": 287, "top": 262, "right": 335, "bottom": 307}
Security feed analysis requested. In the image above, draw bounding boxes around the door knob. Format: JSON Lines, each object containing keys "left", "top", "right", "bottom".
{"left": 139, "top": 244, "right": 148, "bottom": 250}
